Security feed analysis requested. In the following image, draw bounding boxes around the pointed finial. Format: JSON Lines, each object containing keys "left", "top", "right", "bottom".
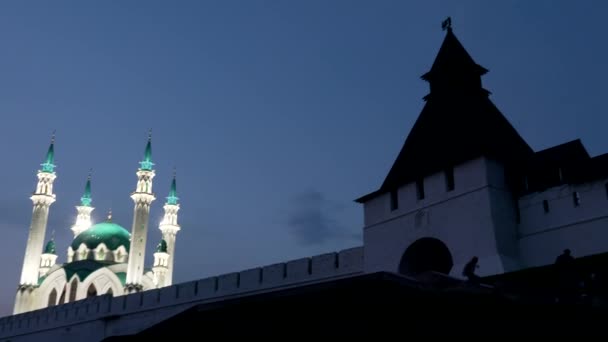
{"left": 167, "top": 171, "right": 179, "bottom": 205}
{"left": 81, "top": 172, "right": 92, "bottom": 206}
{"left": 107, "top": 208, "right": 112, "bottom": 222}
{"left": 173, "top": 166, "right": 176, "bottom": 179}
{"left": 156, "top": 239, "right": 168, "bottom": 253}
{"left": 41, "top": 132, "right": 56, "bottom": 173}
{"left": 441, "top": 17, "right": 452, "bottom": 31}
{"left": 44, "top": 232, "right": 56, "bottom": 254}
{"left": 140, "top": 130, "right": 154, "bottom": 170}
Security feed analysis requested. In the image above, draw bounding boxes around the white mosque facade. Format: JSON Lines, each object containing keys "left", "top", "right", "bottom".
{"left": 13, "top": 136, "right": 180, "bottom": 314}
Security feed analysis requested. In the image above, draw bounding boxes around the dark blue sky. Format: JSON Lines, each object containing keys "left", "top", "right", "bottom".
{"left": 0, "top": 1, "right": 606, "bottom": 315}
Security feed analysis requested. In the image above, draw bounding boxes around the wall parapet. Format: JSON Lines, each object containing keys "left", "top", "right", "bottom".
{"left": 0, "top": 246, "right": 363, "bottom": 339}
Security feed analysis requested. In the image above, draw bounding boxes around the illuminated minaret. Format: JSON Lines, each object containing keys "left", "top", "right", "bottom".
{"left": 125, "top": 132, "right": 156, "bottom": 293}
{"left": 152, "top": 239, "right": 169, "bottom": 287}
{"left": 71, "top": 172, "right": 94, "bottom": 237}
{"left": 158, "top": 171, "right": 180, "bottom": 286}
{"left": 39, "top": 236, "right": 57, "bottom": 278}
{"left": 14, "top": 135, "right": 57, "bottom": 314}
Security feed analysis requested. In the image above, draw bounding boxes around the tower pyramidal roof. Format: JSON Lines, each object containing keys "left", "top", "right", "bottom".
{"left": 357, "top": 22, "right": 533, "bottom": 202}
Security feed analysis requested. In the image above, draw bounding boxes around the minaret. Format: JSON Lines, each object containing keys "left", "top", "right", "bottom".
{"left": 125, "top": 132, "right": 156, "bottom": 293}
{"left": 15, "top": 136, "right": 57, "bottom": 314}
{"left": 39, "top": 237, "right": 58, "bottom": 278}
{"left": 158, "top": 171, "right": 180, "bottom": 286}
{"left": 71, "top": 172, "right": 94, "bottom": 237}
{"left": 152, "top": 239, "right": 169, "bottom": 287}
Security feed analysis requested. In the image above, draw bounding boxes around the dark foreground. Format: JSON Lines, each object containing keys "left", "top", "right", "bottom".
{"left": 104, "top": 271, "right": 608, "bottom": 339}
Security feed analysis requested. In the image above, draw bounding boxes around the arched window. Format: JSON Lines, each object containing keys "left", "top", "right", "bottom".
{"left": 47, "top": 288, "right": 57, "bottom": 307}
{"left": 87, "top": 284, "right": 97, "bottom": 298}
{"left": 58, "top": 285, "right": 66, "bottom": 305}
{"left": 97, "top": 248, "right": 106, "bottom": 261}
{"left": 106, "top": 288, "right": 113, "bottom": 297}
{"left": 69, "top": 278, "right": 78, "bottom": 302}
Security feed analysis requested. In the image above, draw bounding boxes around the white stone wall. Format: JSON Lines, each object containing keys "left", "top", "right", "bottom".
{"left": 518, "top": 177, "right": 608, "bottom": 267}
{"left": 363, "top": 157, "right": 520, "bottom": 277}
{"left": 0, "top": 247, "right": 364, "bottom": 341}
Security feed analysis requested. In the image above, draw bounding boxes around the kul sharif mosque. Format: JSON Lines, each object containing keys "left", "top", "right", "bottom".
{"left": 13, "top": 134, "right": 181, "bottom": 314}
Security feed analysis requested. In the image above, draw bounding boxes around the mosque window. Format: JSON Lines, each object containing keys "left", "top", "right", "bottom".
{"left": 58, "top": 285, "right": 66, "bottom": 305}
{"left": 543, "top": 200, "right": 549, "bottom": 213}
{"left": 69, "top": 278, "right": 78, "bottom": 302}
{"left": 87, "top": 284, "right": 97, "bottom": 298}
{"left": 48, "top": 288, "right": 57, "bottom": 307}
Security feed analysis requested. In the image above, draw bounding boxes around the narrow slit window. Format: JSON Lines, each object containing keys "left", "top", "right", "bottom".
{"left": 573, "top": 191, "right": 580, "bottom": 207}
{"left": 390, "top": 190, "right": 399, "bottom": 211}
{"left": 543, "top": 200, "right": 549, "bottom": 213}
{"left": 416, "top": 179, "right": 425, "bottom": 200}
{"left": 445, "top": 167, "right": 455, "bottom": 191}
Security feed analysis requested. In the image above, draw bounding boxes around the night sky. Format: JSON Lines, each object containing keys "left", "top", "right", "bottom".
{"left": 0, "top": 1, "right": 606, "bottom": 316}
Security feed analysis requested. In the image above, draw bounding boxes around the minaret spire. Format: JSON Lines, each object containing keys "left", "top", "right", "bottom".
{"left": 125, "top": 133, "right": 156, "bottom": 293}
{"left": 158, "top": 170, "right": 181, "bottom": 287}
{"left": 41, "top": 131, "right": 55, "bottom": 173}
{"left": 71, "top": 172, "right": 95, "bottom": 237}
{"left": 81, "top": 169, "right": 92, "bottom": 206}
{"left": 15, "top": 134, "right": 58, "bottom": 314}
{"left": 140, "top": 129, "right": 154, "bottom": 171}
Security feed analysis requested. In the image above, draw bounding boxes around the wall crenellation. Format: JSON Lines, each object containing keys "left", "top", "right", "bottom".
{"left": 0, "top": 246, "right": 363, "bottom": 338}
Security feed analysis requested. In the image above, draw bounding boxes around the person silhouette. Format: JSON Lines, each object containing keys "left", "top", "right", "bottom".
{"left": 462, "top": 256, "right": 481, "bottom": 285}
{"left": 555, "top": 249, "right": 578, "bottom": 303}
{"left": 555, "top": 249, "right": 575, "bottom": 266}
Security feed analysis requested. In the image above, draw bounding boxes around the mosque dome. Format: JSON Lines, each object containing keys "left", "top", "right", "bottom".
{"left": 71, "top": 221, "right": 131, "bottom": 252}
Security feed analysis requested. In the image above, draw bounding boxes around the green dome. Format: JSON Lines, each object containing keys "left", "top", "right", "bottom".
{"left": 71, "top": 222, "right": 131, "bottom": 252}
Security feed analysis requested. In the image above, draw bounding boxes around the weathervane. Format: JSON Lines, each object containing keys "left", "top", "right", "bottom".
{"left": 441, "top": 17, "right": 452, "bottom": 31}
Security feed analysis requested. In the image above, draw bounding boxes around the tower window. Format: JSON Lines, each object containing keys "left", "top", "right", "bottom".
{"left": 416, "top": 179, "right": 425, "bottom": 200}
{"left": 543, "top": 200, "right": 549, "bottom": 213}
{"left": 573, "top": 191, "right": 580, "bottom": 207}
{"left": 445, "top": 167, "right": 455, "bottom": 191}
{"left": 605, "top": 183, "right": 608, "bottom": 199}
{"left": 390, "top": 190, "right": 399, "bottom": 211}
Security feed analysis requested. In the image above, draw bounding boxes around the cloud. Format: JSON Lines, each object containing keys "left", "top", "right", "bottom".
{"left": 286, "top": 189, "right": 356, "bottom": 245}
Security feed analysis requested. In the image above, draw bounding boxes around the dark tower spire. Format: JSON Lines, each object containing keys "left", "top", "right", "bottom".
{"left": 356, "top": 23, "right": 533, "bottom": 202}
{"left": 421, "top": 19, "right": 489, "bottom": 99}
